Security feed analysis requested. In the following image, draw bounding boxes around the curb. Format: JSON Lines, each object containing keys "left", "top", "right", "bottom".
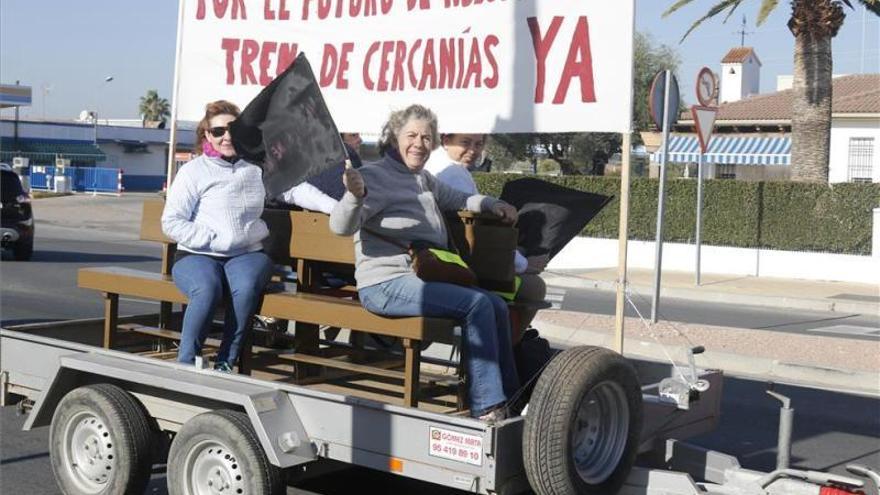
{"left": 541, "top": 274, "right": 880, "bottom": 315}
{"left": 536, "top": 320, "right": 880, "bottom": 398}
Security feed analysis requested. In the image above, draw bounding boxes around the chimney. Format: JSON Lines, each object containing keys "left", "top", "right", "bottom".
{"left": 720, "top": 47, "right": 761, "bottom": 103}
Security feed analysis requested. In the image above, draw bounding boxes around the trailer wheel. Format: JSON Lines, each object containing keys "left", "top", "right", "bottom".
{"left": 167, "top": 409, "right": 284, "bottom": 495}
{"left": 49, "top": 384, "right": 154, "bottom": 495}
{"left": 523, "top": 346, "right": 642, "bottom": 495}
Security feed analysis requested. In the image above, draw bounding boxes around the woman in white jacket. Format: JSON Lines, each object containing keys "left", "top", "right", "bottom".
{"left": 161, "top": 100, "right": 273, "bottom": 372}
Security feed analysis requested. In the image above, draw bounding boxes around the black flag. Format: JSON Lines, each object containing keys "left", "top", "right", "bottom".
{"left": 500, "top": 178, "right": 613, "bottom": 260}
{"left": 230, "top": 52, "right": 346, "bottom": 198}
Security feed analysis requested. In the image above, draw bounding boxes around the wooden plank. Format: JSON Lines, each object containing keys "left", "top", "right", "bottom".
{"left": 260, "top": 292, "right": 456, "bottom": 342}
{"left": 103, "top": 293, "right": 119, "bottom": 349}
{"left": 139, "top": 199, "right": 173, "bottom": 243}
{"left": 290, "top": 211, "right": 355, "bottom": 264}
{"left": 403, "top": 338, "right": 421, "bottom": 407}
{"left": 282, "top": 353, "right": 406, "bottom": 381}
{"left": 78, "top": 267, "right": 187, "bottom": 304}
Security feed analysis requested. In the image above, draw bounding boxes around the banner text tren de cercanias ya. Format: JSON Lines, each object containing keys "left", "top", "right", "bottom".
{"left": 176, "top": 0, "right": 634, "bottom": 134}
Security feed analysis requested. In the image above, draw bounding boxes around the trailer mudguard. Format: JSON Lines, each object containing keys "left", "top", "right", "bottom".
{"left": 23, "top": 352, "right": 316, "bottom": 468}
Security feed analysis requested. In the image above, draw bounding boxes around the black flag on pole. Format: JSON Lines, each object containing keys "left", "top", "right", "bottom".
{"left": 500, "top": 178, "right": 613, "bottom": 260}
{"left": 230, "top": 52, "right": 346, "bottom": 199}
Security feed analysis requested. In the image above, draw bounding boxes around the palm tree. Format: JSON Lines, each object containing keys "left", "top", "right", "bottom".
{"left": 138, "top": 89, "right": 171, "bottom": 127}
{"left": 664, "top": 0, "right": 880, "bottom": 183}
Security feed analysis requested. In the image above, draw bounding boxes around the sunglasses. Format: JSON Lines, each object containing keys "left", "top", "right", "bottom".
{"left": 208, "top": 126, "right": 231, "bottom": 138}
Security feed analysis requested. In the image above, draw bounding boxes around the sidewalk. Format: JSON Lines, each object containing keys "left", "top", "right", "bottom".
{"left": 536, "top": 267, "right": 880, "bottom": 398}
{"left": 543, "top": 267, "right": 879, "bottom": 315}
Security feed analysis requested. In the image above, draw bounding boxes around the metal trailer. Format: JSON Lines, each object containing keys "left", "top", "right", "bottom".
{"left": 1, "top": 319, "right": 877, "bottom": 495}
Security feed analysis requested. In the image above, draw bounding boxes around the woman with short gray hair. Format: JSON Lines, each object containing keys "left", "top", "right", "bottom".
{"left": 330, "top": 104, "right": 520, "bottom": 422}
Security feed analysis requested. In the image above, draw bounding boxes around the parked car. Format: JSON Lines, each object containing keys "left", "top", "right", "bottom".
{"left": 1, "top": 167, "right": 34, "bottom": 260}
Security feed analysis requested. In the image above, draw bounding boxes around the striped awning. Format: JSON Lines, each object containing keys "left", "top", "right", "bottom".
{"left": 651, "top": 135, "right": 791, "bottom": 166}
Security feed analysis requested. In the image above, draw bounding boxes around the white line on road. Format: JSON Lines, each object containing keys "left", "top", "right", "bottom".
{"left": 807, "top": 325, "right": 880, "bottom": 338}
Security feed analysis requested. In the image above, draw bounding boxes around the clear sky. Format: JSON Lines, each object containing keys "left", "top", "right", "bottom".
{"left": 1, "top": 0, "right": 877, "bottom": 121}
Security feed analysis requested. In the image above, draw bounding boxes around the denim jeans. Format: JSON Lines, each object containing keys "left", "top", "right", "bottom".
{"left": 172, "top": 251, "right": 273, "bottom": 365}
{"left": 358, "top": 274, "right": 520, "bottom": 416}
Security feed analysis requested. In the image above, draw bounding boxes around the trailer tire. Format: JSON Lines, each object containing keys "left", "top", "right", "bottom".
{"left": 523, "top": 346, "right": 642, "bottom": 495}
{"left": 49, "top": 383, "right": 154, "bottom": 495}
{"left": 167, "top": 409, "right": 284, "bottom": 495}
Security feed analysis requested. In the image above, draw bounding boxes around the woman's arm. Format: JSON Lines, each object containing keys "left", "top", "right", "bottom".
{"left": 279, "top": 182, "right": 338, "bottom": 214}
{"left": 161, "top": 167, "right": 216, "bottom": 250}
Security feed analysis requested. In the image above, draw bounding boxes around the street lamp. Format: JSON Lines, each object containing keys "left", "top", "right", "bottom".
{"left": 93, "top": 76, "right": 114, "bottom": 144}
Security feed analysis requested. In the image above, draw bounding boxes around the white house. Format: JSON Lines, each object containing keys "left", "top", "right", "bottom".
{"left": 668, "top": 73, "right": 879, "bottom": 183}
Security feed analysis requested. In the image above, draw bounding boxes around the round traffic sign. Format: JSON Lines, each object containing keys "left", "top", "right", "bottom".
{"left": 648, "top": 71, "right": 680, "bottom": 131}
{"left": 695, "top": 67, "right": 718, "bottom": 107}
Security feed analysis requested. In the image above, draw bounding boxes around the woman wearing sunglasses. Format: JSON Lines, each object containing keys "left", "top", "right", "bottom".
{"left": 161, "top": 100, "right": 273, "bottom": 373}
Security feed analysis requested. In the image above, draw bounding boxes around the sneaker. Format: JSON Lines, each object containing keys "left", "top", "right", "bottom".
{"left": 478, "top": 406, "right": 508, "bottom": 424}
{"left": 213, "top": 361, "right": 234, "bottom": 373}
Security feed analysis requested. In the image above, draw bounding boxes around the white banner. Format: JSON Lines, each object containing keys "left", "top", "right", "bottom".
{"left": 175, "top": 0, "right": 634, "bottom": 134}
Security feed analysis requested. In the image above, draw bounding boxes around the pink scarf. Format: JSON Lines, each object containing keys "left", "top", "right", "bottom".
{"left": 202, "top": 141, "right": 222, "bottom": 158}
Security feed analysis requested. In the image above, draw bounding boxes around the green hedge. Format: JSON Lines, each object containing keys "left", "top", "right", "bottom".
{"left": 472, "top": 173, "right": 880, "bottom": 255}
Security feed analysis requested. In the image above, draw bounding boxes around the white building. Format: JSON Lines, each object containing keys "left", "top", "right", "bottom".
{"left": 669, "top": 73, "right": 879, "bottom": 183}
{"left": 0, "top": 119, "right": 196, "bottom": 191}
{"left": 720, "top": 47, "right": 761, "bottom": 103}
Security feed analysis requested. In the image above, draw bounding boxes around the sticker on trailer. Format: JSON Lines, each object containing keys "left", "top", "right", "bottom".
{"left": 428, "top": 427, "right": 483, "bottom": 466}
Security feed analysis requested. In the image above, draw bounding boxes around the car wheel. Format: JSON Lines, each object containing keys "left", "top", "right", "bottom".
{"left": 167, "top": 410, "right": 284, "bottom": 495}
{"left": 49, "top": 384, "right": 155, "bottom": 495}
{"left": 12, "top": 239, "right": 33, "bottom": 261}
{"left": 523, "top": 346, "right": 642, "bottom": 495}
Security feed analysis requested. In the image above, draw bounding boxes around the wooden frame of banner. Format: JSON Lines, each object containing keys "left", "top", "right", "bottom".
{"left": 165, "top": 0, "right": 187, "bottom": 186}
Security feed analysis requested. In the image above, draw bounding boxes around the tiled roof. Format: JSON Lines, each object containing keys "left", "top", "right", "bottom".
{"left": 722, "top": 47, "right": 758, "bottom": 64}
{"left": 683, "top": 74, "right": 880, "bottom": 122}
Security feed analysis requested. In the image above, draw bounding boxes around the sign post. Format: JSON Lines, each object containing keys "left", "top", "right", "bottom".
{"left": 691, "top": 67, "right": 718, "bottom": 286}
{"left": 648, "top": 70, "right": 680, "bottom": 323}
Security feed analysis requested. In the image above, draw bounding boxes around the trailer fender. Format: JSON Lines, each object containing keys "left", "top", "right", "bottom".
{"left": 23, "top": 352, "right": 316, "bottom": 468}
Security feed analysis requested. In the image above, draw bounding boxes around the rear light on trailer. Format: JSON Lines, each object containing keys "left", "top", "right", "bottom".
{"left": 820, "top": 486, "right": 864, "bottom": 495}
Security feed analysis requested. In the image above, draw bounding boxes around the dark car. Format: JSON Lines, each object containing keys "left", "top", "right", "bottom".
{"left": 1, "top": 167, "right": 34, "bottom": 260}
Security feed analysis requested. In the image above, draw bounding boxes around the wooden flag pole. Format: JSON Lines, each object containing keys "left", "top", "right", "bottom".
{"left": 165, "top": 0, "right": 187, "bottom": 187}
{"left": 614, "top": 131, "right": 632, "bottom": 354}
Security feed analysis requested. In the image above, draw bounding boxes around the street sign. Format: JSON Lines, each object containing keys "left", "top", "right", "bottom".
{"left": 695, "top": 67, "right": 718, "bottom": 107}
{"left": 649, "top": 71, "right": 680, "bottom": 130}
{"left": 691, "top": 105, "right": 718, "bottom": 153}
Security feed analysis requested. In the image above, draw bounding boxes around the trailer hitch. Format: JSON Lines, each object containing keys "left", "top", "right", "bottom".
{"left": 659, "top": 346, "right": 711, "bottom": 410}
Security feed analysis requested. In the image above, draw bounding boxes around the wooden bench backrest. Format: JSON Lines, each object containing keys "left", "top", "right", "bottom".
{"left": 139, "top": 199, "right": 354, "bottom": 269}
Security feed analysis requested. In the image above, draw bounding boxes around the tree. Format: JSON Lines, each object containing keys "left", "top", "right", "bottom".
{"left": 663, "top": 0, "right": 880, "bottom": 183}
{"left": 138, "top": 89, "right": 171, "bottom": 127}
{"left": 486, "top": 33, "right": 680, "bottom": 175}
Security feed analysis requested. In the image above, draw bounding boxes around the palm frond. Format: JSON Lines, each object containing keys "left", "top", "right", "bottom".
{"left": 662, "top": 0, "right": 697, "bottom": 18}
{"left": 722, "top": 0, "right": 747, "bottom": 23}
{"left": 756, "top": 0, "right": 779, "bottom": 25}
{"left": 677, "top": 0, "right": 743, "bottom": 42}
{"left": 855, "top": 0, "right": 880, "bottom": 15}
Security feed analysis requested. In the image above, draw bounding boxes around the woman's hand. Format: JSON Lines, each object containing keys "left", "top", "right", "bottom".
{"left": 342, "top": 167, "right": 366, "bottom": 198}
{"left": 525, "top": 254, "right": 549, "bottom": 274}
{"left": 491, "top": 202, "right": 518, "bottom": 225}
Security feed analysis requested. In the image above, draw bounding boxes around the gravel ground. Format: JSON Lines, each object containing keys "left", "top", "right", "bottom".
{"left": 535, "top": 310, "right": 880, "bottom": 373}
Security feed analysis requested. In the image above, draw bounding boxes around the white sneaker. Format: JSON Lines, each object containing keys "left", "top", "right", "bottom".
{"left": 478, "top": 407, "right": 508, "bottom": 424}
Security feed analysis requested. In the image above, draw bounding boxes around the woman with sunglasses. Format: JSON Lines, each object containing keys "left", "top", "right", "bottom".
{"left": 161, "top": 100, "right": 274, "bottom": 372}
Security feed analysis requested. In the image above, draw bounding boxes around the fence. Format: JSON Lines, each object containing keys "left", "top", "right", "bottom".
{"left": 28, "top": 166, "right": 123, "bottom": 195}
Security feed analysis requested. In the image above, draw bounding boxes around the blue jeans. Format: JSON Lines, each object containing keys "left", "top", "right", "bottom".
{"left": 359, "top": 274, "right": 519, "bottom": 416}
{"left": 172, "top": 251, "right": 274, "bottom": 365}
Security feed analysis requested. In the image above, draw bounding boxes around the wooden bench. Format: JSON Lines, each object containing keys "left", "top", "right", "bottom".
{"left": 77, "top": 199, "right": 458, "bottom": 407}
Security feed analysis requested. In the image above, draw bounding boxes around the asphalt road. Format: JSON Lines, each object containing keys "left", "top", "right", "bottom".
{"left": 1, "top": 220, "right": 878, "bottom": 494}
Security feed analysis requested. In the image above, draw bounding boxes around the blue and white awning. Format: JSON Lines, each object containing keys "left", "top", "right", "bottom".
{"left": 651, "top": 135, "right": 791, "bottom": 166}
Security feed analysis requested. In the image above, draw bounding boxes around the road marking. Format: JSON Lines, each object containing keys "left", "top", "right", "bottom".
{"left": 545, "top": 288, "right": 566, "bottom": 309}
{"left": 807, "top": 325, "right": 880, "bottom": 338}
